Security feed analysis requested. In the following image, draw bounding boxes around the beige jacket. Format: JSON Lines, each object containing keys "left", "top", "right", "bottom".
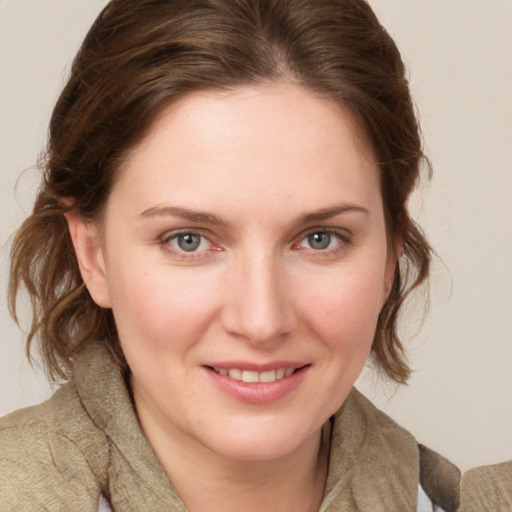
{"left": 0, "top": 343, "right": 460, "bottom": 511}
{"left": 460, "top": 461, "right": 512, "bottom": 511}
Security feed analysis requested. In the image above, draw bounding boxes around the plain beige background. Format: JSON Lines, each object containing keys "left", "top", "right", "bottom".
{"left": 1, "top": 0, "right": 511, "bottom": 473}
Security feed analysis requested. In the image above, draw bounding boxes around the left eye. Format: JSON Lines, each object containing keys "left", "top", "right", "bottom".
{"left": 169, "top": 232, "right": 210, "bottom": 252}
{"left": 299, "top": 231, "right": 341, "bottom": 251}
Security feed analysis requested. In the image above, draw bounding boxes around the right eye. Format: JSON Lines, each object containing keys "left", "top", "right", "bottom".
{"left": 302, "top": 231, "right": 337, "bottom": 251}
{"left": 162, "top": 231, "right": 213, "bottom": 254}
{"left": 158, "top": 228, "right": 224, "bottom": 262}
{"left": 169, "top": 232, "right": 210, "bottom": 252}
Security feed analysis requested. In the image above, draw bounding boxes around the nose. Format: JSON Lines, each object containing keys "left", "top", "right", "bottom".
{"left": 221, "top": 250, "right": 297, "bottom": 345}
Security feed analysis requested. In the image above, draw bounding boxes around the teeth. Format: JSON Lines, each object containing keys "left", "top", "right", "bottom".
{"left": 259, "top": 370, "right": 276, "bottom": 383}
{"left": 228, "top": 368, "right": 242, "bottom": 381}
{"left": 214, "top": 367, "right": 296, "bottom": 383}
{"left": 242, "top": 370, "right": 259, "bottom": 383}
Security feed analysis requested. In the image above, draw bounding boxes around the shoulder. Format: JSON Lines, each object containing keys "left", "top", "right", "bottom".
{"left": 461, "top": 460, "right": 512, "bottom": 511}
{"left": 0, "top": 384, "right": 104, "bottom": 510}
{"left": 349, "top": 391, "right": 461, "bottom": 510}
{"left": 0, "top": 397, "right": 59, "bottom": 484}
{"left": 339, "top": 389, "right": 461, "bottom": 511}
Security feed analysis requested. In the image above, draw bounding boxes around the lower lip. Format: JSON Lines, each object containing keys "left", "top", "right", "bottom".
{"left": 204, "top": 366, "right": 309, "bottom": 405}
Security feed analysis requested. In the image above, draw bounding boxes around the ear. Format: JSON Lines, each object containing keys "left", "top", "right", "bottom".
{"left": 65, "top": 211, "right": 111, "bottom": 308}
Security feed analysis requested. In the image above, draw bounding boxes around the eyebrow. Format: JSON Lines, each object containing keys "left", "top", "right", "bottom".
{"left": 295, "top": 204, "right": 369, "bottom": 226}
{"left": 139, "top": 205, "right": 225, "bottom": 225}
{"left": 138, "top": 203, "right": 368, "bottom": 227}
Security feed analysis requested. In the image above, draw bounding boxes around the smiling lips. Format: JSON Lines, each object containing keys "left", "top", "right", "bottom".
{"left": 205, "top": 363, "right": 309, "bottom": 403}
{"left": 212, "top": 367, "right": 296, "bottom": 383}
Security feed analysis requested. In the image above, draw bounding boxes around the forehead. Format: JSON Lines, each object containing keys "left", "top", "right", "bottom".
{"left": 140, "top": 83, "right": 372, "bottom": 163}
{"left": 111, "top": 83, "right": 380, "bottom": 219}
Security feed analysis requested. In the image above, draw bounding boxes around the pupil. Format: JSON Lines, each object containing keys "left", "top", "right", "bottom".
{"left": 178, "top": 234, "right": 200, "bottom": 251}
{"left": 309, "top": 232, "right": 330, "bottom": 250}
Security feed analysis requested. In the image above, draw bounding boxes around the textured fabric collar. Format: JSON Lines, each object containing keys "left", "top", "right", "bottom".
{"left": 74, "top": 343, "right": 419, "bottom": 511}
{"left": 321, "top": 389, "right": 419, "bottom": 511}
{"left": 74, "top": 343, "right": 187, "bottom": 511}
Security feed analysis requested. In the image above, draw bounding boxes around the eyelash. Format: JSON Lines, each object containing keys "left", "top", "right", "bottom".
{"left": 158, "top": 228, "right": 352, "bottom": 260}
{"left": 159, "top": 230, "right": 219, "bottom": 260}
{"left": 293, "top": 228, "right": 352, "bottom": 257}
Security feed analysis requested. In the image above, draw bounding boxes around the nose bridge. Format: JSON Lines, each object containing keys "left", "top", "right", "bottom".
{"left": 222, "top": 246, "right": 295, "bottom": 344}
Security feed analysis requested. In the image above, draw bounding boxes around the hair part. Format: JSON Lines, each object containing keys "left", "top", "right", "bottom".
{"left": 9, "top": 0, "right": 432, "bottom": 383}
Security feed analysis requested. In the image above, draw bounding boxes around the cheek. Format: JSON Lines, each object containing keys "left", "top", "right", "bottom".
{"left": 105, "top": 259, "right": 221, "bottom": 351}
{"left": 300, "top": 265, "right": 386, "bottom": 351}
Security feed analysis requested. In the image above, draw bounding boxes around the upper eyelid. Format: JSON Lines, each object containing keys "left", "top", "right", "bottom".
{"left": 162, "top": 228, "right": 213, "bottom": 242}
{"left": 303, "top": 226, "right": 350, "bottom": 235}
{"left": 295, "top": 226, "right": 352, "bottom": 242}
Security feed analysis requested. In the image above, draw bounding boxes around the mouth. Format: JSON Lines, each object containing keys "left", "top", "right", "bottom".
{"left": 203, "top": 363, "right": 310, "bottom": 404}
{"left": 209, "top": 366, "right": 300, "bottom": 383}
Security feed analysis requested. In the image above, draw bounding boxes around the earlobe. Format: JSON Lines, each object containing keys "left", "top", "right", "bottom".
{"left": 65, "top": 211, "right": 111, "bottom": 308}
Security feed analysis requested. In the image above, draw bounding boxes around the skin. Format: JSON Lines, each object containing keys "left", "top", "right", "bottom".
{"left": 67, "top": 83, "right": 398, "bottom": 512}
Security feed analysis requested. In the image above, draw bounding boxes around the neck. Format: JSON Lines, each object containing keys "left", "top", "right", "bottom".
{"left": 138, "top": 409, "right": 331, "bottom": 512}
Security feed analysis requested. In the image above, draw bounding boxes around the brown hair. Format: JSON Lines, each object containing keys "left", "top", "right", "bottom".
{"left": 9, "top": 0, "right": 431, "bottom": 383}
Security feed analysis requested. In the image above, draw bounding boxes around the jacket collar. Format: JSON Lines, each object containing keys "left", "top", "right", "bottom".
{"left": 321, "top": 388, "right": 419, "bottom": 511}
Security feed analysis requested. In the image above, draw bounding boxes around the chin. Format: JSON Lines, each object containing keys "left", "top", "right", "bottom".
{"left": 199, "top": 417, "right": 320, "bottom": 463}
{"left": 209, "top": 437, "right": 303, "bottom": 463}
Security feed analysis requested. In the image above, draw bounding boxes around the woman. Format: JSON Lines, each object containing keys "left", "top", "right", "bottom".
{"left": 0, "top": 0, "right": 460, "bottom": 510}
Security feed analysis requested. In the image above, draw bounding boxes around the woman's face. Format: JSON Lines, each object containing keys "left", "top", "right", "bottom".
{"left": 80, "top": 83, "right": 396, "bottom": 462}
